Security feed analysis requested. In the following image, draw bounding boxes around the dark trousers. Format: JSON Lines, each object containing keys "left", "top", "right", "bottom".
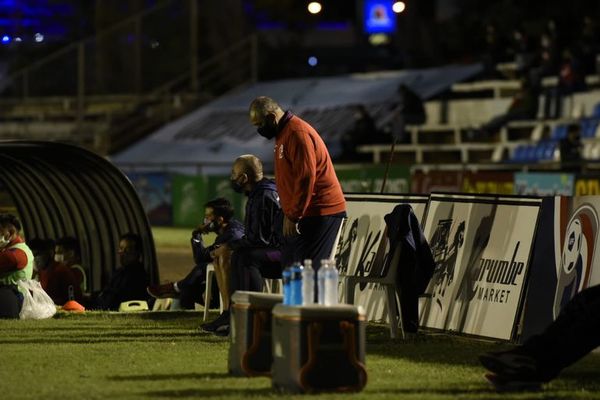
{"left": 0, "top": 285, "right": 22, "bottom": 319}
{"left": 230, "top": 247, "right": 282, "bottom": 295}
{"left": 176, "top": 263, "right": 219, "bottom": 309}
{"left": 521, "top": 284, "right": 600, "bottom": 381}
{"left": 282, "top": 214, "right": 345, "bottom": 270}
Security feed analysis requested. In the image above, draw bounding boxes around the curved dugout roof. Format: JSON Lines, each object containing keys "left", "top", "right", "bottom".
{"left": 0, "top": 141, "right": 158, "bottom": 291}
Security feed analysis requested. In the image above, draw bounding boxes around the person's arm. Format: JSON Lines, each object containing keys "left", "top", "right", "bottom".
{"left": 285, "top": 129, "right": 317, "bottom": 222}
{"left": 0, "top": 247, "right": 28, "bottom": 273}
{"left": 259, "top": 192, "right": 282, "bottom": 247}
{"left": 191, "top": 233, "right": 214, "bottom": 263}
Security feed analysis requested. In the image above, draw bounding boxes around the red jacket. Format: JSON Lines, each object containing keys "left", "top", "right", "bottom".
{"left": 274, "top": 113, "right": 346, "bottom": 222}
{"left": 39, "top": 262, "right": 82, "bottom": 305}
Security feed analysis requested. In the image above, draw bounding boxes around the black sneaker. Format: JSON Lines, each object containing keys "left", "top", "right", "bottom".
{"left": 484, "top": 373, "right": 542, "bottom": 392}
{"left": 200, "top": 310, "right": 230, "bottom": 332}
{"left": 479, "top": 350, "right": 540, "bottom": 380}
{"left": 214, "top": 324, "right": 230, "bottom": 337}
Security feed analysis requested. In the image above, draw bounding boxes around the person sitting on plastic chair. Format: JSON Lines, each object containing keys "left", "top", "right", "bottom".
{"left": 147, "top": 197, "right": 244, "bottom": 310}
{"left": 55, "top": 236, "right": 89, "bottom": 297}
{"left": 0, "top": 214, "right": 34, "bottom": 319}
{"left": 480, "top": 284, "right": 600, "bottom": 392}
{"left": 202, "top": 155, "right": 283, "bottom": 336}
{"left": 30, "top": 238, "right": 82, "bottom": 305}
{"left": 94, "top": 233, "right": 149, "bottom": 310}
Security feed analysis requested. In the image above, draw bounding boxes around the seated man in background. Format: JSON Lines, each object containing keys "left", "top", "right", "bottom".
{"left": 0, "top": 214, "right": 34, "bottom": 318}
{"left": 55, "top": 236, "right": 88, "bottom": 296}
{"left": 30, "top": 238, "right": 82, "bottom": 305}
{"left": 480, "top": 284, "right": 600, "bottom": 391}
{"left": 202, "top": 155, "right": 283, "bottom": 335}
{"left": 147, "top": 197, "right": 244, "bottom": 309}
{"left": 95, "top": 233, "right": 149, "bottom": 310}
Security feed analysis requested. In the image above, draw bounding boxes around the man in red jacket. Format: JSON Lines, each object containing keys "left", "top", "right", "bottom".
{"left": 249, "top": 96, "right": 346, "bottom": 273}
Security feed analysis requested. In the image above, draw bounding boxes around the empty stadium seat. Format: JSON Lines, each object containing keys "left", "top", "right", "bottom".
{"left": 550, "top": 124, "right": 568, "bottom": 141}
{"left": 592, "top": 102, "right": 600, "bottom": 119}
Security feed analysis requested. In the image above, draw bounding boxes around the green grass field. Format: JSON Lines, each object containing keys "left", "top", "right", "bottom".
{"left": 1, "top": 312, "right": 599, "bottom": 400}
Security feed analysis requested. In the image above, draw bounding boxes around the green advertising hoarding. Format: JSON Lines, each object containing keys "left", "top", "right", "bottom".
{"left": 172, "top": 174, "right": 247, "bottom": 227}
{"left": 172, "top": 174, "right": 207, "bottom": 227}
{"left": 335, "top": 164, "right": 410, "bottom": 193}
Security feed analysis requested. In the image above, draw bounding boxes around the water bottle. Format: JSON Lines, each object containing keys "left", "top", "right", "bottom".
{"left": 290, "top": 262, "right": 303, "bottom": 306}
{"left": 282, "top": 267, "right": 292, "bottom": 305}
{"left": 317, "top": 259, "right": 329, "bottom": 305}
{"left": 302, "top": 259, "right": 315, "bottom": 305}
{"left": 324, "top": 260, "right": 339, "bottom": 306}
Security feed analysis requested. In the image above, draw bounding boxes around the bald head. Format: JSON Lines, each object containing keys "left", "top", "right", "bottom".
{"left": 249, "top": 97, "right": 285, "bottom": 139}
{"left": 249, "top": 97, "right": 282, "bottom": 120}
{"left": 231, "top": 154, "right": 264, "bottom": 193}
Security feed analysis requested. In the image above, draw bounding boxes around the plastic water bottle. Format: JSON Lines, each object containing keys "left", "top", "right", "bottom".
{"left": 302, "top": 259, "right": 315, "bottom": 305}
{"left": 282, "top": 267, "right": 292, "bottom": 305}
{"left": 317, "top": 259, "right": 329, "bottom": 305}
{"left": 290, "top": 262, "right": 303, "bottom": 305}
{"left": 324, "top": 260, "right": 339, "bottom": 306}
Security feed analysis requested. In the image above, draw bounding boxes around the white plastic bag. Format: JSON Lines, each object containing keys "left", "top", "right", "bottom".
{"left": 17, "top": 279, "right": 57, "bottom": 319}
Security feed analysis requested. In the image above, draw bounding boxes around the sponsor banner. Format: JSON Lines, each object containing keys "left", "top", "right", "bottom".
{"left": 574, "top": 174, "right": 600, "bottom": 195}
{"left": 206, "top": 175, "right": 246, "bottom": 221}
{"left": 171, "top": 174, "right": 207, "bottom": 227}
{"left": 514, "top": 172, "right": 574, "bottom": 196}
{"left": 126, "top": 172, "right": 173, "bottom": 226}
{"left": 419, "top": 193, "right": 542, "bottom": 340}
{"left": 336, "top": 193, "right": 429, "bottom": 321}
{"left": 521, "top": 196, "right": 600, "bottom": 341}
{"left": 336, "top": 164, "right": 410, "bottom": 194}
{"left": 461, "top": 171, "right": 515, "bottom": 195}
{"left": 411, "top": 170, "right": 462, "bottom": 194}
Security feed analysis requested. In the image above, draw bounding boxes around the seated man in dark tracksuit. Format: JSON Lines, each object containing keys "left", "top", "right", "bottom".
{"left": 95, "top": 233, "right": 149, "bottom": 310}
{"left": 147, "top": 198, "right": 244, "bottom": 309}
{"left": 480, "top": 284, "right": 600, "bottom": 391}
{"left": 202, "top": 155, "right": 283, "bottom": 335}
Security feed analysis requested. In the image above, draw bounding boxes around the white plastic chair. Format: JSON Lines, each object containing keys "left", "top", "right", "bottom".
{"left": 203, "top": 263, "right": 224, "bottom": 321}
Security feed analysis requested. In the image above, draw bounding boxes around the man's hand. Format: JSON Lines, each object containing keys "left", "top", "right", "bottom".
{"left": 283, "top": 215, "right": 300, "bottom": 237}
{"left": 210, "top": 244, "right": 229, "bottom": 259}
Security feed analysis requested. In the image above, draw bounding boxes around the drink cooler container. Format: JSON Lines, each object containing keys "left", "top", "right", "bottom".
{"left": 271, "top": 304, "right": 367, "bottom": 393}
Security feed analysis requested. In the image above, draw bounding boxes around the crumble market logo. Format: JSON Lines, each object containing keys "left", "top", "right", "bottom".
{"left": 474, "top": 242, "right": 524, "bottom": 304}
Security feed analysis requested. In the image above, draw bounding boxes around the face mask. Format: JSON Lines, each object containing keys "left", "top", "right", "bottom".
{"left": 54, "top": 254, "right": 64, "bottom": 263}
{"left": 257, "top": 121, "right": 278, "bottom": 140}
{"left": 0, "top": 237, "right": 9, "bottom": 249}
{"left": 230, "top": 178, "right": 245, "bottom": 194}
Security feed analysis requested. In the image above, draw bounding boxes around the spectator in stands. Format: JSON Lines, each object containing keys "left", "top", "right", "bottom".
{"left": 339, "top": 105, "right": 383, "bottom": 162}
{"left": 480, "top": 284, "right": 600, "bottom": 392}
{"left": 0, "top": 214, "right": 34, "bottom": 318}
{"left": 55, "top": 236, "right": 88, "bottom": 296}
{"left": 509, "top": 26, "right": 536, "bottom": 75}
{"left": 30, "top": 238, "right": 82, "bottom": 305}
{"left": 529, "top": 30, "right": 561, "bottom": 86}
{"left": 470, "top": 76, "right": 540, "bottom": 139}
{"left": 384, "top": 84, "right": 427, "bottom": 144}
{"left": 249, "top": 97, "right": 346, "bottom": 271}
{"left": 95, "top": 233, "right": 149, "bottom": 310}
{"left": 543, "top": 49, "right": 587, "bottom": 119}
{"left": 559, "top": 129, "right": 582, "bottom": 172}
{"left": 201, "top": 155, "right": 283, "bottom": 336}
{"left": 481, "top": 22, "right": 510, "bottom": 78}
{"left": 578, "top": 16, "right": 600, "bottom": 75}
{"left": 147, "top": 197, "right": 244, "bottom": 310}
